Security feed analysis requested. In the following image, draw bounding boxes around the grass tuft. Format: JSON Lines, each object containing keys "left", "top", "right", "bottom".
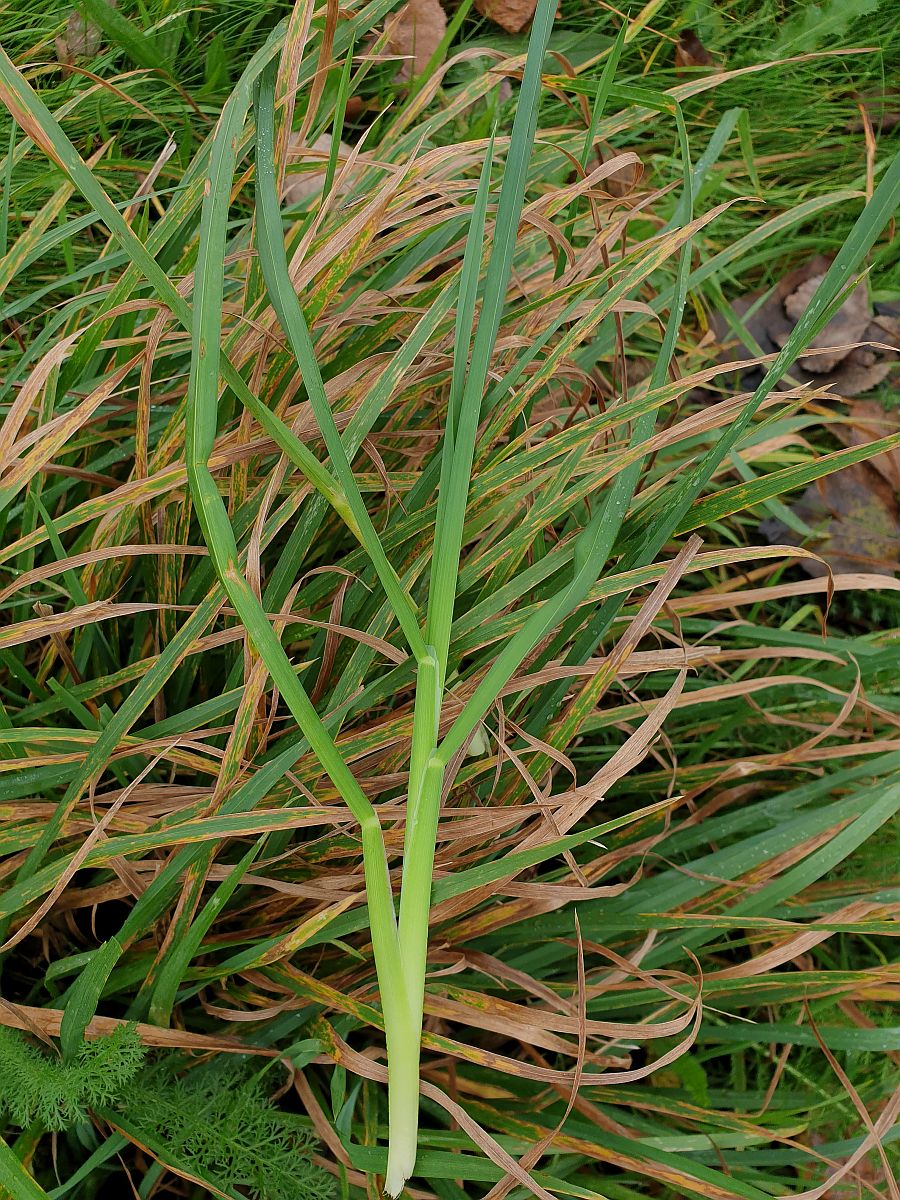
{"left": 0, "top": 1, "right": 898, "bottom": 1197}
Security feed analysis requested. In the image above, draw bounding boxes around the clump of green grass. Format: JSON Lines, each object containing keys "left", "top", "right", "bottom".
{"left": 0, "top": 1, "right": 898, "bottom": 1198}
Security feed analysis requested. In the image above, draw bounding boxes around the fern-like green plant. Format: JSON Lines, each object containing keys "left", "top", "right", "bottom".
{"left": 0, "top": 1025, "right": 146, "bottom": 1132}
{"left": 0, "top": 1033, "right": 330, "bottom": 1199}
{"left": 124, "top": 1057, "right": 333, "bottom": 1200}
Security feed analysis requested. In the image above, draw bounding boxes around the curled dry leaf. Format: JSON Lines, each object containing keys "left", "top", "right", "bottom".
{"left": 475, "top": 0, "right": 538, "bottom": 34}
{"left": 674, "top": 29, "right": 715, "bottom": 69}
{"left": 387, "top": 0, "right": 447, "bottom": 82}
{"left": 761, "top": 462, "right": 899, "bottom": 578}
{"left": 0, "top": 998, "right": 276, "bottom": 1055}
{"left": 55, "top": 9, "right": 105, "bottom": 65}
{"left": 282, "top": 132, "right": 353, "bottom": 206}
{"left": 605, "top": 154, "right": 643, "bottom": 198}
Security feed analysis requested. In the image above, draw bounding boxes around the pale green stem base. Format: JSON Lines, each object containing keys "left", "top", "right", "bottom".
{"left": 385, "top": 654, "right": 443, "bottom": 1196}
{"left": 384, "top": 1017, "right": 422, "bottom": 1197}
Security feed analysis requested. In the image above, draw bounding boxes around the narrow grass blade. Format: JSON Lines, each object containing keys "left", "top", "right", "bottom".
{"left": 425, "top": 0, "right": 557, "bottom": 676}
{"left": 147, "top": 846, "right": 260, "bottom": 1026}
{"left": 59, "top": 937, "right": 123, "bottom": 1060}
{"left": 82, "top": 0, "right": 167, "bottom": 71}
{"left": 253, "top": 64, "right": 426, "bottom": 660}
{"left": 0, "top": 1139, "right": 51, "bottom": 1200}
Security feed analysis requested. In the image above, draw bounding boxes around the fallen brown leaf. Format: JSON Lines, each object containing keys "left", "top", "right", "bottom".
{"left": 781, "top": 272, "right": 870, "bottom": 373}
{"left": 761, "top": 462, "right": 899, "bottom": 578}
{"left": 388, "top": 0, "right": 447, "bottom": 82}
{"left": 55, "top": 9, "right": 105, "bottom": 64}
{"left": 475, "top": 0, "right": 537, "bottom": 33}
{"left": 282, "top": 132, "right": 353, "bottom": 206}
{"left": 845, "top": 91, "right": 900, "bottom": 132}
{"left": 724, "top": 254, "right": 834, "bottom": 363}
{"left": 869, "top": 309, "right": 900, "bottom": 354}
{"left": 827, "top": 353, "right": 896, "bottom": 396}
{"left": 344, "top": 95, "right": 370, "bottom": 120}
{"left": 834, "top": 400, "right": 900, "bottom": 490}
{"left": 711, "top": 255, "right": 900, "bottom": 397}
{"left": 675, "top": 29, "right": 714, "bottom": 69}
{"left": 851, "top": 110, "right": 900, "bottom": 132}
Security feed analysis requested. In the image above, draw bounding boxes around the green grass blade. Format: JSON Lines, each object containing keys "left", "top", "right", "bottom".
{"left": 425, "top": 0, "right": 556, "bottom": 677}
{"left": 82, "top": 0, "right": 167, "bottom": 71}
{"left": 453, "top": 104, "right": 696, "bottom": 749}
{"left": 180, "top": 40, "right": 423, "bottom": 1194}
{"left": 320, "top": 36, "right": 355, "bottom": 208}
{"left": 253, "top": 64, "right": 426, "bottom": 660}
{"left": 147, "top": 846, "right": 260, "bottom": 1026}
{"left": 0, "top": 1138, "right": 52, "bottom": 1200}
{"left": 449, "top": 132, "right": 495, "bottom": 443}
{"left": 59, "top": 937, "right": 123, "bottom": 1060}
